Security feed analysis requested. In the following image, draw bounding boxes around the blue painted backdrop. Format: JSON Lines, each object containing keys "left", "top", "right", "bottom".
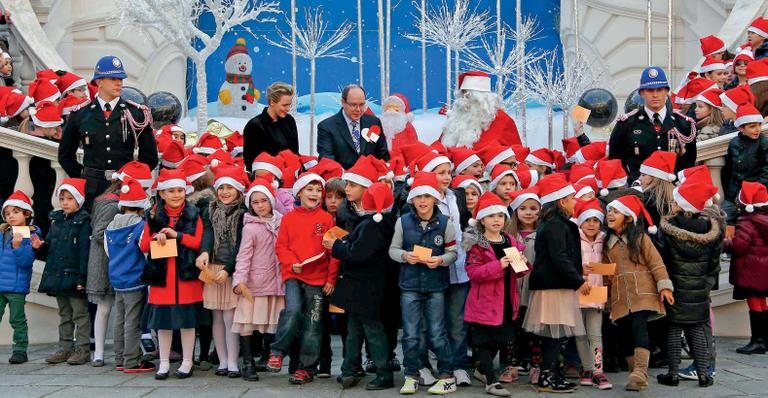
{"left": 187, "top": 0, "right": 563, "bottom": 113}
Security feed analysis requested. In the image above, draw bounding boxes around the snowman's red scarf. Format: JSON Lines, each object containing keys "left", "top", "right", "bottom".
{"left": 225, "top": 73, "right": 257, "bottom": 103}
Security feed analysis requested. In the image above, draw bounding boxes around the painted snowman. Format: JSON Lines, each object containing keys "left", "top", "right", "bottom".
{"left": 218, "top": 38, "right": 261, "bottom": 118}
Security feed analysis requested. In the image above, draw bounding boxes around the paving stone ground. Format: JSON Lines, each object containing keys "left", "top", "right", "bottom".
{"left": 1, "top": 337, "right": 767, "bottom": 397}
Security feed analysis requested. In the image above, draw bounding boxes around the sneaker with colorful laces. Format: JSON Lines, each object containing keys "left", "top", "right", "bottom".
{"left": 400, "top": 376, "right": 419, "bottom": 394}
{"left": 427, "top": 377, "right": 458, "bottom": 395}
{"left": 499, "top": 366, "right": 519, "bottom": 383}
{"left": 579, "top": 370, "right": 594, "bottom": 386}
{"left": 266, "top": 354, "right": 283, "bottom": 373}
{"left": 289, "top": 369, "right": 313, "bottom": 385}
{"left": 592, "top": 372, "right": 613, "bottom": 390}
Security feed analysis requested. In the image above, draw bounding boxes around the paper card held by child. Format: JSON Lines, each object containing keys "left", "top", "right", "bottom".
{"left": 571, "top": 105, "right": 592, "bottom": 123}
{"left": 503, "top": 247, "right": 529, "bottom": 273}
{"left": 300, "top": 251, "right": 325, "bottom": 266}
{"left": 11, "top": 226, "right": 31, "bottom": 238}
{"left": 579, "top": 286, "right": 608, "bottom": 305}
{"left": 198, "top": 263, "right": 225, "bottom": 284}
{"left": 329, "top": 304, "right": 346, "bottom": 314}
{"left": 588, "top": 262, "right": 617, "bottom": 275}
{"left": 150, "top": 239, "right": 178, "bottom": 259}
{"left": 237, "top": 283, "right": 254, "bottom": 303}
{"left": 323, "top": 226, "right": 349, "bottom": 240}
{"left": 412, "top": 245, "right": 433, "bottom": 261}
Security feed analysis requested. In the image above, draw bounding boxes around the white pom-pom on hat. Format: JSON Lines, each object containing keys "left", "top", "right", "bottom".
{"left": 121, "top": 185, "right": 130, "bottom": 194}
{"left": 714, "top": 193, "right": 721, "bottom": 201}
{"left": 746, "top": 204, "right": 755, "bottom": 213}
{"left": 468, "top": 218, "right": 477, "bottom": 227}
{"left": 271, "top": 180, "right": 279, "bottom": 189}
{"left": 373, "top": 213, "right": 383, "bottom": 222}
{"left": 648, "top": 225, "right": 658, "bottom": 234}
{"left": 406, "top": 177, "right": 414, "bottom": 186}
{"left": 386, "top": 171, "right": 394, "bottom": 180}
{"left": 0, "top": 116, "right": 8, "bottom": 124}
{"left": 669, "top": 173, "right": 677, "bottom": 181}
{"left": 600, "top": 188, "right": 610, "bottom": 197}
{"left": 211, "top": 159, "right": 220, "bottom": 168}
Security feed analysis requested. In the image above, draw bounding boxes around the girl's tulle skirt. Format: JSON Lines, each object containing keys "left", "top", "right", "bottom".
{"left": 523, "top": 289, "right": 586, "bottom": 338}
{"left": 231, "top": 295, "right": 285, "bottom": 334}
{"left": 202, "top": 277, "right": 238, "bottom": 310}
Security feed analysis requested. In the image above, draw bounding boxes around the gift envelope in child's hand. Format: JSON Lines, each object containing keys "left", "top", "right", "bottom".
{"left": 412, "top": 245, "right": 433, "bottom": 261}
{"left": 503, "top": 247, "right": 528, "bottom": 273}
{"left": 150, "top": 239, "right": 178, "bottom": 259}
{"left": 11, "top": 226, "right": 31, "bottom": 238}
{"left": 329, "top": 304, "right": 345, "bottom": 314}
{"left": 198, "top": 263, "right": 225, "bottom": 284}
{"left": 324, "top": 226, "right": 349, "bottom": 240}
{"left": 571, "top": 105, "right": 592, "bottom": 123}
{"left": 579, "top": 286, "right": 608, "bottom": 305}
{"left": 588, "top": 262, "right": 616, "bottom": 275}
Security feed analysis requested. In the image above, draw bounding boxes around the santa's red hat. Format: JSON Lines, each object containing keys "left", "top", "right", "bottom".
{"left": 607, "top": 195, "right": 657, "bottom": 233}
{"left": 676, "top": 165, "right": 713, "bottom": 186}
{"left": 526, "top": 148, "right": 556, "bottom": 169}
{"left": 746, "top": 58, "right": 768, "bottom": 85}
{"left": 673, "top": 180, "right": 718, "bottom": 213}
{"left": 59, "top": 94, "right": 89, "bottom": 116}
{"left": 569, "top": 164, "right": 596, "bottom": 184}
{"left": 115, "top": 160, "right": 154, "bottom": 188}
{"left": 749, "top": 16, "right": 768, "bottom": 39}
{"left": 29, "top": 100, "right": 63, "bottom": 128}
{"left": 278, "top": 150, "right": 302, "bottom": 188}
{"left": 406, "top": 171, "right": 442, "bottom": 203}
{"left": 734, "top": 48, "right": 755, "bottom": 64}
{"left": 513, "top": 162, "right": 539, "bottom": 189}
{"left": 573, "top": 197, "right": 605, "bottom": 225}
{"left": 292, "top": 172, "right": 325, "bottom": 196}
{"left": 2, "top": 190, "right": 33, "bottom": 216}
{"left": 489, "top": 164, "right": 515, "bottom": 191}
{"left": 700, "top": 35, "right": 726, "bottom": 57}
{"left": 28, "top": 78, "right": 61, "bottom": 104}
{"left": 477, "top": 144, "right": 514, "bottom": 174}
{"left": 537, "top": 173, "right": 575, "bottom": 204}
{"left": 362, "top": 182, "right": 394, "bottom": 222}
{"left": 451, "top": 175, "right": 484, "bottom": 194}
{"left": 739, "top": 181, "right": 768, "bottom": 212}
{"left": 208, "top": 149, "right": 233, "bottom": 168}
{"left": 383, "top": 93, "right": 413, "bottom": 116}
{"left": 156, "top": 168, "right": 193, "bottom": 194}
{"left": 226, "top": 131, "right": 244, "bottom": 157}
{"left": 720, "top": 85, "right": 756, "bottom": 112}
{"left": 682, "top": 78, "right": 717, "bottom": 104}
{"left": 458, "top": 71, "right": 491, "bottom": 92}
{"left": 161, "top": 140, "right": 187, "bottom": 169}
{"left": 639, "top": 151, "right": 677, "bottom": 182}
{"left": 246, "top": 176, "right": 277, "bottom": 209}
{"left": 56, "top": 177, "right": 86, "bottom": 207}
{"left": 55, "top": 72, "right": 87, "bottom": 95}
{"left": 413, "top": 150, "right": 452, "bottom": 173}
{"left": 699, "top": 57, "right": 726, "bottom": 74}
{"left": 213, "top": 165, "right": 248, "bottom": 192}
{"left": 181, "top": 160, "right": 207, "bottom": 185}
{"left": 569, "top": 141, "right": 607, "bottom": 164}
{"left": 343, "top": 156, "right": 378, "bottom": 188}
{"left": 510, "top": 187, "right": 541, "bottom": 211}
{"left": 308, "top": 158, "right": 344, "bottom": 182}
{"left": 118, "top": 177, "right": 150, "bottom": 209}
{"left": 735, "top": 103, "right": 764, "bottom": 128}
{"left": 595, "top": 159, "right": 628, "bottom": 196}
{"left": 696, "top": 88, "right": 724, "bottom": 109}
{"left": 561, "top": 136, "right": 581, "bottom": 160}
{"left": 192, "top": 132, "right": 223, "bottom": 155}
{"left": 574, "top": 178, "right": 598, "bottom": 199}
{"left": 0, "top": 89, "right": 34, "bottom": 121}
{"left": 471, "top": 191, "right": 510, "bottom": 226}
{"left": 252, "top": 152, "right": 285, "bottom": 179}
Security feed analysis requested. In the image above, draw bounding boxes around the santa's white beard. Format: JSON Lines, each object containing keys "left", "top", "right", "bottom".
{"left": 441, "top": 91, "right": 501, "bottom": 148}
{"left": 381, "top": 111, "right": 408, "bottom": 147}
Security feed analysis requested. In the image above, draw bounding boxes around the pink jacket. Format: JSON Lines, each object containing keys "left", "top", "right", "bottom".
{"left": 233, "top": 212, "right": 284, "bottom": 296}
{"left": 464, "top": 232, "right": 528, "bottom": 326}
{"left": 275, "top": 188, "right": 295, "bottom": 215}
{"left": 579, "top": 229, "right": 606, "bottom": 310}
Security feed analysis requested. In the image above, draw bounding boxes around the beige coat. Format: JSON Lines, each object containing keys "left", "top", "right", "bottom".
{"left": 605, "top": 233, "right": 673, "bottom": 322}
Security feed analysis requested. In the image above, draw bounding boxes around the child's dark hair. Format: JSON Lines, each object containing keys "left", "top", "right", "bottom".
{"left": 325, "top": 177, "right": 346, "bottom": 198}
{"left": 606, "top": 217, "right": 647, "bottom": 265}
{"left": 119, "top": 206, "right": 146, "bottom": 217}
{"left": 3, "top": 206, "right": 33, "bottom": 224}
{"left": 191, "top": 170, "right": 215, "bottom": 193}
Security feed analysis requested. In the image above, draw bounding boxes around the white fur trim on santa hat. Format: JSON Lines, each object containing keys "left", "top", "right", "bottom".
{"left": 525, "top": 153, "right": 554, "bottom": 169}
{"left": 9, "top": 96, "right": 34, "bottom": 118}
{"left": 510, "top": 192, "right": 541, "bottom": 211}
{"left": 455, "top": 154, "right": 481, "bottom": 174}
{"left": 161, "top": 157, "right": 186, "bottom": 169}
{"left": 748, "top": 75, "right": 768, "bottom": 85}
{"left": 540, "top": 184, "right": 576, "bottom": 204}
{"left": 422, "top": 155, "right": 452, "bottom": 173}
{"left": 157, "top": 178, "right": 193, "bottom": 194}
{"left": 672, "top": 186, "right": 701, "bottom": 213}
{"left": 56, "top": 183, "right": 85, "bottom": 207}
{"left": 192, "top": 146, "right": 216, "bottom": 155}
{"left": 342, "top": 172, "right": 373, "bottom": 188}
{"left": 489, "top": 169, "right": 515, "bottom": 191}
{"left": 696, "top": 93, "right": 722, "bottom": 109}
{"left": 720, "top": 92, "right": 738, "bottom": 112}
{"left": 230, "top": 146, "right": 244, "bottom": 157}
{"left": 406, "top": 185, "right": 443, "bottom": 203}
{"left": 61, "top": 78, "right": 87, "bottom": 94}
{"left": 576, "top": 208, "right": 605, "bottom": 226}
{"left": 460, "top": 75, "right": 492, "bottom": 92}
{"left": 247, "top": 186, "right": 276, "bottom": 209}
{"left": 699, "top": 62, "right": 726, "bottom": 74}
{"left": 456, "top": 179, "right": 484, "bottom": 194}
{"left": 735, "top": 114, "right": 764, "bottom": 127}
{"left": 213, "top": 176, "right": 245, "bottom": 193}
{"left": 598, "top": 176, "right": 628, "bottom": 190}
{"left": 639, "top": 164, "right": 676, "bottom": 182}
{"left": 485, "top": 148, "right": 515, "bottom": 172}
{"left": 513, "top": 170, "right": 539, "bottom": 189}
{"left": 749, "top": 25, "right": 768, "bottom": 39}
{"left": 292, "top": 173, "right": 326, "bottom": 196}
{"left": 118, "top": 198, "right": 150, "bottom": 209}
{"left": 2, "top": 199, "right": 33, "bottom": 214}
{"left": 475, "top": 204, "right": 509, "bottom": 222}
{"left": 607, "top": 200, "right": 638, "bottom": 224}
{"left": 252, "top": 161, "right": 283, "bottom": 179}
{"left": 185, "top": 171, "right": 206, "bottom": 184}
{"left": 575, "top": 185, "right": 595, "bottom": 198}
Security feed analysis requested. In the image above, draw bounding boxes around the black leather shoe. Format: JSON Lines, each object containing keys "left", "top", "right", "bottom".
{"left": 366, "top": 376, "right": 395, "bottom": 390}
{"left": 657, "top": 373, "right": 679, "bottom": 386}
{"left": 242, "top": 363, "right": 260, "bottom": 381}
{"left": 154, "top": 371, "right": 169, "bottom": 380}
{"left": 214, "top": 368, "right": 228, "bottom": 376}
{"left": 339, "top": 375, "right": 361, "bottom": 389}
{"left": 698, "top": 374, "right": 714, "bottom": 387}
{"left": 227, "top": 370, "right": 241, "bottom": 378}
{"left": 8, "top": 351, "right": 27, "bottom": 364}
{"left": 174, "top": 368, "right": 193, "bottom": 379}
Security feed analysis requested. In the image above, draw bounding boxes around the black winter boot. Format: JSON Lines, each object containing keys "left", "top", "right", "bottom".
{"left": 736, "top": 312, "right": 767, "bottom": 355}
{"left": 240, "top": 336, "right": 259, "bottom": 381}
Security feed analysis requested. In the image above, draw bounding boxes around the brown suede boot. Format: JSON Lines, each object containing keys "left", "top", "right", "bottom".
{"left": 625, "top": 356, "right": 635, "bottom": 373}
{"left": 625, "top": 348, "right": 649, "bottom": 391}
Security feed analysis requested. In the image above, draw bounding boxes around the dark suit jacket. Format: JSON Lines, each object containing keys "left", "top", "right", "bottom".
{"left": 317, "top": 110, "right": 389, "bottom": 169}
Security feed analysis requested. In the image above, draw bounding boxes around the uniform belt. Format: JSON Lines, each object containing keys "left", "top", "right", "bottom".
{"left": 82, "top": 167, "right": 116, "bottom": 181}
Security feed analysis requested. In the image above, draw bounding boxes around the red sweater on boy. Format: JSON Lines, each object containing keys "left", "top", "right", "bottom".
{"left": 275, "top": 205, "right": 340, "bottom": 287}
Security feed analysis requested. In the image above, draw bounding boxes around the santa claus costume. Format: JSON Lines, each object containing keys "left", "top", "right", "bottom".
{"left": 381, "top": 93, "right": 420, "bottom": 159}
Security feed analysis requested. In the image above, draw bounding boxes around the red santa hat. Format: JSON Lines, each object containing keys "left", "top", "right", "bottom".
{"left": 366, "top": 155, "right": 394, "bottom": 181}
{"left": 208, "top": 149, "right": 233, "bottom": 168}
{"left": 639, "top": 150, "right": 677, "bottom": 182}
{"left": 362, "top": 182, "right": 394, "bottom": 222}
{"left": 383, "top": 93, "right": 413, "bottom": 119}
{"left": 696, "top": 88, "right": 724, "bottom": 109}
{"left": 470, "top": 191, "right": 510, "bottom": 226}
{"left": 458, "top": 71, "right": 492, "bottom": 92}
{"left": 720, "top": 85, "right": 756, "bottom": 112}
{"left": 278, "top": 150, "right": 302, "bottom": 188}
{"left": 537, "top": 173, "right": 575, "bottom": 204}
{"left": 747, "top": 58, "right": 768, "bottom": 86}
{"left": 488, "top": 164, "right": 515, "bottom": 191}
{"left": 118, "top": 177, "right": 150, "bottom": 209}
{"left": 343, "top": 156, "right": 378, "bottom": 188}
{"left": 2, "top": 190, "right": 33, "bottom": 216}
{"left": 734, "top": 48, "right": 755, "bottom": 64}
{"left": 607, "top": 195, "right": 657, "bottom": 233}
{"left": 56, "top": 177, "right": 86, "bottom": 207}
{"left": 595, "top": 159, "right": 628, "bottom": 196}
{"left": 735, "top": 103, "right": 764, "bottom": 128}
{"left": 413, "top": 150, "right": 452, "bottom": 174}
{"left": 448, "top": 146, "right": 481, "bottom": 175}
{"left": 161, "top": 140, "right": 187, "bottom": 169}
{"left": 299, "top": 155, "right": 319, "bottom": 171}
{"left": 29, "top": 100, "right": 63, "bottom": 128}
{"left": 512, "top": 162, "right": 539, "bottom": 189}
{"left": 181, "top": 159, "right": 207, "bottom": 185}
{"left": 292, "top": 172, "right": 325, "bottom": 196}
{"left": 226, "top": 131, "right": 244, "bottom": 157}
{"left": 399, "top": 142, "right": 432, "bottom": 166}
{"left": 406, "top": 171, "right": 442, "bottom": 203}
{"left": 477, "top": 144, "right": 515, "bottom": 174}
{"left": 245, "top": 176, "right": 277, "bottom": 210}
{"left": 252, "top": 152, "right": 285, "bottom": 180}
{"left": 184, "top": 153, "right": 209, "bottom": 167}
{"left": 508, "top": 145, "right": 529, "bottom": 162}
{"left": 682, "top": 78, "right": 717, "bottom": 104}
{"left": 574, "top": 178, "right": 598, "bottom": 199}
{"left": 389, "top": 156, "right": 408, "bottom": 182}
{"left": 698, "top": 57, "right": 726, "bottom": 74}
{"left": 55, "top": 72, "right": 87, "bottom": 94}
{"left": 700, "top": 35, "right": 726, "bottom": 57}
{"left": 213, "top": 165, "right": 247, "bottom": 192}
{"left": 36, "top": 69, "right": 59, "bottom": 84}
{"left": 673, "top": 180, "right": 718, "bottom": 213}
{"left": 115, "top": 160, "right": 154, "bottom": 188}
{"left": 561, "top": 136, "right": 581, "bottom": 160}
{"left": 739, "top": 181, "right": 768, "bottom": 212}
{"left": 192, "top": 132, "right": 223, "bottom": 155}
{"left": 308, "top": 158, "right": 344, "bottom": 182}
{"left": 28, "top": 78, "right": 61, "bottom": 104}
{"left": 573, "top": 197, "right": 605, "bottom": 225}
{"left": 451, "top": 175, "right": 484, "bottom": 194}
{"left": 59, "top": 94, "right": 90, "bottom": 116}
{"left": 510, "top": 187, "right": 541, "bottom": 211}
{"left": 569, "top": 141, "right": 607, "bottom": 164}
{"left": 0, "top": 89, "right": 34, "bottom": 121}
{"left": 158, "top": 124, "right": 184, "bottom": 137}
{"left": 526, "top": 148, "right": 556, "bottom": 169}
{"left": 569, "top": 164, "right": 596, "bottom": 184}
{"left": 749, "top": 16, "right": 768, "bottom": 39}
{"left": 676, "top": 165, "right": 713, "bottom": 186}
{"left": 156, "top": 168, "right": 193, "bottom": 194}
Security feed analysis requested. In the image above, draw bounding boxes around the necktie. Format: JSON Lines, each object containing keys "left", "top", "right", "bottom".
{"left": 652, "top": 112, "right": 662, "bottom": 133}
{"left": 350, "top": 120, "right": 361, "bottom": 153}
{"left": 103, "top": 103, "right": 112, "bottom": 119}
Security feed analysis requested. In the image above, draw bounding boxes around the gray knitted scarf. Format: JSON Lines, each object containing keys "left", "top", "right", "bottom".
{"left": 209, "top": 196, "right": 246, "bottom": 255}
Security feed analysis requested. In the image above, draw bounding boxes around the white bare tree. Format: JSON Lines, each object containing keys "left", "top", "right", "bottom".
{"left": 291, "top": 0, "right": 297, "bottom": 91}
{"left": 357, "top": 0, "right": 364, "bottom": 86}
{"left": 116, "top": 0, "right": 280, "bottom": 133}
{"left": 527, "top": 51, "right": 561, "bottom": 148}
{"left": 266, "top": 7, "right": 353, "bottom": 154}
{"left": 510, "top": 16, "right": 539, "bottom": 143}
{"left": 420, "top": 0, "right": 427, "bottom": 111}
{"left": 377, "top": 0, "right": 386, "bottom": 102}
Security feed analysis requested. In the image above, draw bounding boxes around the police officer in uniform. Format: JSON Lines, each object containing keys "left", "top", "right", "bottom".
{"left": 609, "top": 66, "right": 697, "bottom": 183}
{"left": 58, "top": 56, "right": 158, "bottom": 210}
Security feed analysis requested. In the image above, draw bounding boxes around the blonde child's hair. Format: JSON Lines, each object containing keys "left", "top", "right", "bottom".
{"left": 644, "top": 177, "right": 675, "bottom": 219}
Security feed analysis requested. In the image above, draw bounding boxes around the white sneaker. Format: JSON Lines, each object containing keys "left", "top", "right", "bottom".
{"left": 485, "top": 382, "right": 512, "bottom": 397}
{"left": 419, "top": 367, "right": 437, "bottom": 386}
{"left": 454, "top": 369, "right": 472, "bottom": 386}
{"left": 473, "top": 368, "right": 487, "bottom": 384}
{"left": 427, "top": 377, "right": 458, "bottom": 395}
{"left": 400, "top": 376, "right": 419, "bottom": 394}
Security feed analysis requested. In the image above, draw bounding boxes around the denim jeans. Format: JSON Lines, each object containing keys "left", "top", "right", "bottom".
{"left": 722, "top": 200, "right": 738, "bottom": 224}
{"left": 271, "top": 279, "right": 325, "bottom": 370}
{"left": 444, "top": 282, "right": 469, "bottom": 370}
{"left": 342, "top": 313, "right": 393, "bottom": 382}
{"left": 401, "top": 290, "right": 453, "bottom": 378}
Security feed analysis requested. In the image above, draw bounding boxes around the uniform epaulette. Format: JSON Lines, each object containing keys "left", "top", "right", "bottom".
{"left": 616, "top": 108, "right": 639, "bottom": 122}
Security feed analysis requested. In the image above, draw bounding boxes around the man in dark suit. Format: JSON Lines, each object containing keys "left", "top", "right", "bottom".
{"left": 317, "top": 85, "right": 389, "bottom": 169}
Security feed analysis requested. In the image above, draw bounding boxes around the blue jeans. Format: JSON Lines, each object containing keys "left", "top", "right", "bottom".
{"left": 271, "top": 279, "right": 324, "bottom": 370}
{"left": 401, "top": 291, "right": 453, "bottom": 378}
{"left": 444, "top": 282, "right": 469, "bottom": 370}
{"left": 722, "top": 200, "right": 738, "bottom": 224}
